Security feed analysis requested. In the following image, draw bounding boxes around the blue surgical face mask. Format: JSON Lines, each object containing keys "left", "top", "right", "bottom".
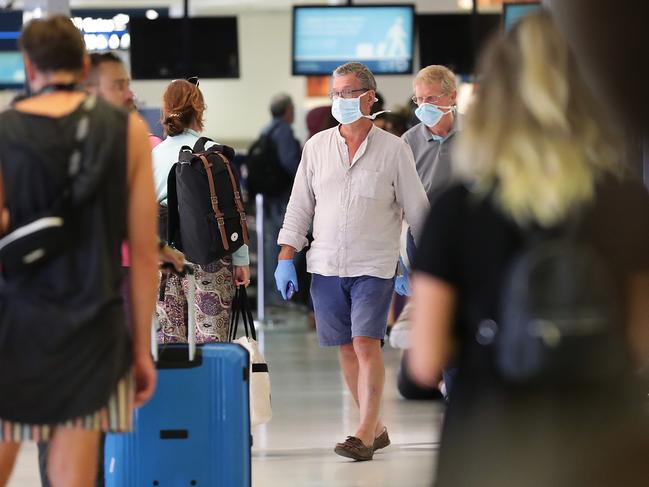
{"left": 430, "top": 133, "right": 445, "bottom": 142}
{"left": 331, "top": 91, "right": 389, "bottom": 125}
{"left": 415, "top": 103, "right": 454, "bottom": 128}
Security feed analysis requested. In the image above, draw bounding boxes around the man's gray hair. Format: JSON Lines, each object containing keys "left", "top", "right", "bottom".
{"left": 270, "top": 93, "right": 293, "bottom": 118}
{"left": 333, "top": 62, "right": 377, "bottom": 91}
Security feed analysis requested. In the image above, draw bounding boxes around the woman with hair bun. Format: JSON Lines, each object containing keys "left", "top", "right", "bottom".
{"left": 152, "top": 79, "right": 250, "bottom": 345}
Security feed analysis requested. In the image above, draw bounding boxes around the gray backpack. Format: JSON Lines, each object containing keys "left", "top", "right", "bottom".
{"left": 493, "top": 229, "right": 629, "bottom": 385}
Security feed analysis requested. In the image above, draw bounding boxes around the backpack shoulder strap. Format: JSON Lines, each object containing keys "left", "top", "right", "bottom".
{"left": 166, "top": 163, "right": 180, "bottom": 247}
{"left": 197, "top": 154, "right": 230, "bottom": 252}
{"left": 193, "top": 137, "right": 213, "bottom": 153}
{"left": 213, "top": 151, "right": 250, "bottom": 246}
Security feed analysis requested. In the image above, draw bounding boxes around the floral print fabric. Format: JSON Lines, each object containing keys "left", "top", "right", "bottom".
{"left": 156, "top": 257, "right": 234, "bottom": 344}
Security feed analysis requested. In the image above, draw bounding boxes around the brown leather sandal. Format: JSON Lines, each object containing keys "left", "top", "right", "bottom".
{"left": 334, "top": 436, "right": 374, "bottom": 461}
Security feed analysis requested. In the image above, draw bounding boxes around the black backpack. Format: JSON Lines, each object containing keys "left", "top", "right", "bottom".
{"left": 246, "top": 124, "right": 292, "bottom": 197}
{"left": 493, "top": 224, "right": 629, "bottom": 385}
{"left": 167, "top": 137, "right": 249, "bottom": 265}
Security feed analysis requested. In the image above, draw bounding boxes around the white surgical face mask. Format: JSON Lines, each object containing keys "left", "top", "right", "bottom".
{"left": 331, "top": 91, "right": 389, "bottom": 125}
{"left": 415, "top": 103, "right": 455, "bottom": 128}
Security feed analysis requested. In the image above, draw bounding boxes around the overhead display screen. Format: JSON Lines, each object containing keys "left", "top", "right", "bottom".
{"left": 0, "top": 11, "right": 24, "bottom": 89}
{"left": 0, "top": 52, "right": 24, "bottom": 87}
{"left": 293, "top": 5, "right": 415, "bottom": 76}
{"left": 503, "top": 2, "right": 542, "bottom": 31}
{"left": 418, "top": 14, "right": 500, "bottom": 75}
{"left": 129, "top": 17, "right": 239, "bottom": 79}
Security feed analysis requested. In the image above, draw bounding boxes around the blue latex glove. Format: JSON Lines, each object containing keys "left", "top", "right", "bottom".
{"left": 274, "top": 259, "right": 299, "bottom": 300}
{"left": 394, "top": 257, "right": 411, "bottom": 297}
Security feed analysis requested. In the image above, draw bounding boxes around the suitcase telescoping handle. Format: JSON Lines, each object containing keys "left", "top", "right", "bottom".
{"left": 154, "top": 263, "right": 197, "bottom": 362}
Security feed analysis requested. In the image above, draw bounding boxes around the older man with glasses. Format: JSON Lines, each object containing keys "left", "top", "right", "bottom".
{"left": 398, "top": 65, "right": 462, "bottom": 399}
{"left": 274, "top": 62, "right": 428, "bottom": 461}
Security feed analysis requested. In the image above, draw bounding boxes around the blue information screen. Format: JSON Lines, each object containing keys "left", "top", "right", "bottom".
{"left": 0, "top": 52, "right": 25, "bottom": 86}
{"left": 503, "top": 3, "right": 542, "bottom": 32}
{"left": 0, "top": 11, "right": 24, "bottom": 89}
{"left": 293, "top": 5, "right": 414, "bottom": 75}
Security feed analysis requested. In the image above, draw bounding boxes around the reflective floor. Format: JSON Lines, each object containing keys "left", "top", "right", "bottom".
{"left": 8, "top": 306, "right": 443, "bottom": 487}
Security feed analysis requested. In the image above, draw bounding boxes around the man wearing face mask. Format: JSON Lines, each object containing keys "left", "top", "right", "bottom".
{"left": 275, "top": 62, "right": 428, "bottom": 461}
{"left": 403, "top": 65, "right": 459, "bottom": 204}
{"left": 398, "top": 65, "right": 460, "bottom": 397}
{"left": 397, "top": 65, "right": 460, "bottom": 279}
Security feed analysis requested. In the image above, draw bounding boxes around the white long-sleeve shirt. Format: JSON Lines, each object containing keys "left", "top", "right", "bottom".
{"left": 277, "top": 125, "right": 429, "bottom": 279}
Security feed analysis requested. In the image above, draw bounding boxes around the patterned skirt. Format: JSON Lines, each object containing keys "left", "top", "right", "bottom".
{"left": 0, "top": 370, "right": 134, "bottom": 443}
{"left": 156, "top": 257, "right": 234, "bottom": 344}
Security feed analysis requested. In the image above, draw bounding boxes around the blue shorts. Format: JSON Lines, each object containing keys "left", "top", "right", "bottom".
{"left": 310, "top": 274, "right": 395, "bottom": 347}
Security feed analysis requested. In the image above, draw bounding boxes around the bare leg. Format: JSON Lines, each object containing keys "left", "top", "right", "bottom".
{"left": 339, "top": 343, "right": 360, "bottom": 407}
{"left": 339, "top": 344, "right": 385, "bottom": 439}
{"left": 352, "top": 337, "right": 385, "bottom": 447}
{"left": 0, "top": 442, "right": 19, "bottom": 487}
{"left": 48, "top": 427, "right": 100, "bottom": 487}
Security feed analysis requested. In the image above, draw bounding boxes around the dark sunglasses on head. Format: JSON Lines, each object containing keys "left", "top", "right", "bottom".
{"left": 172, "top": 76, "right": 199, "bottom": 87}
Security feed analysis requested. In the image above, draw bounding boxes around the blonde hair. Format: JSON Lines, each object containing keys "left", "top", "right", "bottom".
{"left": 453, "top": 12, "right": 622, "bottom": 228}
{"left": 414, "top": 65, "right": 457, "bottom": 94}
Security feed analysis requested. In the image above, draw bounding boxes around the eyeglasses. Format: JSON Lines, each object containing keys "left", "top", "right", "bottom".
{"left": 411, "top": 94, "right": 446, "bottom": 106}
{"left": 328, "top": 88, "right": 366, "bottom": 100}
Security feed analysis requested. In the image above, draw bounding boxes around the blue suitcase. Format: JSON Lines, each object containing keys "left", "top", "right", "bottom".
{"left": 105, "top": 268, "right": 251, "bottom": 487}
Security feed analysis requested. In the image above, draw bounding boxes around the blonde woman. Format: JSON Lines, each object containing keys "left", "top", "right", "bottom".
{"left": 409, "top": 12, "right": 649, "bottom": 487}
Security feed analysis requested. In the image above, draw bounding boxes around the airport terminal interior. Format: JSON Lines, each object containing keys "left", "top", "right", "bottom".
{"left": 1, "top": 0, "right": 648, "bottom": 486}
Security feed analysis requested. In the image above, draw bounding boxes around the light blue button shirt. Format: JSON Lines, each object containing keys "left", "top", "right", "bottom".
{"left": 152, "top": 129, "right": 249, "bottom": 266}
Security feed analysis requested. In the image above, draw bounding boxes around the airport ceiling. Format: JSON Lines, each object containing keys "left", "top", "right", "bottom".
{"left": 11, "top": 0, "right": 464, "bottom": 13}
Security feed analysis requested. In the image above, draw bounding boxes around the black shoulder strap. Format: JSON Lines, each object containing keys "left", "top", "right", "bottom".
{"left": 193, "top": 137, "right": 213, "bottom": 153}
{"left": 177, "top": 145, "right": 194, "bottom": 163}
{"left": 166, "top": 163, "right": 181, "bottom": 249}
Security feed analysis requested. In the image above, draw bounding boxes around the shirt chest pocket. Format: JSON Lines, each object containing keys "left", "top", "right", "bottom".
{"left": 352, "top": 168, "right": 393, "bottom": 201}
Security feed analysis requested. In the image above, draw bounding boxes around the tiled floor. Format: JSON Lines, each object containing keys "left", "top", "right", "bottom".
{"left": 7, "top": 307, "right": 443, "bottom": 486}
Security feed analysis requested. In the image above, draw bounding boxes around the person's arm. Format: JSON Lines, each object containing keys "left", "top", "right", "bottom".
{"left": 232, "top": 245, "right": 251, "bottom": 287}
{"left": 406, "top": 187, "right": 463, "bottom": 387}
{"left": 408, "top": 273, "right": 457, "bottom": 387}
{"left": 274, "top": 144, "right": 315, "bottom": 298}
{"left": 232, "top": 244, "right": 249, "bottom": 266}
{"left": 626, "top": 271, "right": 649, "bottom": 371}
{"left": 126, "top": 112, "right": 159, "bottom": 407}
{"left": 276, "top": 142, "right": 316, "bottom": 253}
{"left": 394, "top": 142, "right": 429, "bottom": 244}
{"left": 159, "top": 241, "right": 185, "bottom": 272}
{"left": 278, "top": 245, "right": 296, "bottom": 261}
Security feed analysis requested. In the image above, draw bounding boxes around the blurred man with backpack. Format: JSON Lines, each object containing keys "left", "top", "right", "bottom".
{"left": 247, "top": 93, "right": 301, "bottom": 306}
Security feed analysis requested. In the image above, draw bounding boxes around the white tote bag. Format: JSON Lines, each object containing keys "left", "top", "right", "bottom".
{"left": 230, "top": 286, "right": 272, "bottom": 426}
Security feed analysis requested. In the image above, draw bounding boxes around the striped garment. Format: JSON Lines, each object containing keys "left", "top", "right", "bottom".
{"left": 0, "top": 370, "right": 134, "bottom": 443}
